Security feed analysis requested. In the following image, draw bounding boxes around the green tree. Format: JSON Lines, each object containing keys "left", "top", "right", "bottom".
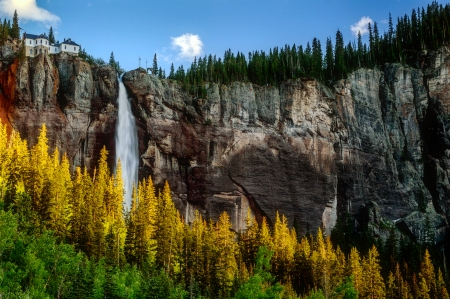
{"left": 48, "top": 26, "right": 55, "bottom": 44}
{"left": 233, "top": 246, "right": 284, "bottom": 299}
{"left": 334, "top": 30, "right": 346, "bottom": 79}
{"left": 152, "top": 53, "right": 158, "bottom": 75}
{"left": 10, "top": 10, "right": 19, "bottom": 39}
{"left": 109, "top": 51, "right": 117, "bottom": 69}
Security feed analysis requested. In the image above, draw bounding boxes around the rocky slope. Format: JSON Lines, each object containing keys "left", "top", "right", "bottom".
{"left": 0, "top": 42, "right": 449, "bottom": 250}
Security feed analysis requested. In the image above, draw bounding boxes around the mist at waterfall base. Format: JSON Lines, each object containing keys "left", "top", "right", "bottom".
{"left": 115, "top": 75, "right": 139, "bottom": 207}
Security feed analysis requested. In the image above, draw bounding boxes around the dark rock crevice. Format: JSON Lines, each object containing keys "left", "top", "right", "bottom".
{"left": 228, "top": 172, "right": 272, "bottom": 227}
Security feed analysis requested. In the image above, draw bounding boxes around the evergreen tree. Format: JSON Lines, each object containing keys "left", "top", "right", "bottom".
{"left": 109, "top": 51, "right": 116, "bottom": 69}
{"left": 324, "top": 37, "right": 334, "bottom": 82}
{"left": 10, "top": 10, "right": 19, "bottom": 39}
{"left": 169, "top": 63, "right": 175, "bottom": 79}
{"left": 152, "top": 53, "right": 158, "bottom": 75}
{"left": 334, "top": 30, "right": 346, "bottom": 79}
{"left": 48, "top": 26, "right": 55, "bottom": 44}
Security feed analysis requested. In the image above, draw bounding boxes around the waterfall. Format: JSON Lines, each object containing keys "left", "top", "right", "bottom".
{"left": 115, "top": 75, "right": 138, "bottom": 207}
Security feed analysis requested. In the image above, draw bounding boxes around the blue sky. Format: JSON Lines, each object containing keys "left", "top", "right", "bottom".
{"left": 0, "top": 0, "right": 443, "bottom": 72}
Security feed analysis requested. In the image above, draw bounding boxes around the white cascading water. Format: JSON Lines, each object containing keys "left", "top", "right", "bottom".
{"left": 115, "top": 75, "right": 138, "bottom": 207}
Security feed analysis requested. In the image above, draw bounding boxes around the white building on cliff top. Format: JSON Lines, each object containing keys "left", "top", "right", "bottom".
{"left": 23, "top": 33, "right": 80, "bottom": 57}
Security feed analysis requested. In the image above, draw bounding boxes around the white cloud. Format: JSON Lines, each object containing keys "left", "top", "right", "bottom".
{"left": 171, "top": 33, "right": 203, "bottom": 61}
{"left": 0, "top": 0, "right": 60, "bottom": 25}
{"left": 350, "top": 16, "right": 373, "bottom": 37}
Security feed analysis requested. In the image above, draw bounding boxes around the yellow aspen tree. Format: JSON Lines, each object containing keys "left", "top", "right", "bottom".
{"left": 419, "top": 276, "right": 431, "bottom": 299}
{"left": 8, "top": 131, "right": 29, "bottom": 191}
{"left": 70, "top": 167, "right": 84, "bottom": 248}
{"left": 387, "top": 263, "right": 412, "bottom": 299}
{"left": 311, "top": 227, "right": 329, "bottom": 291}
{"left": 240, "top": 208, "right": 259, "bottom": 267}
{"left": 173, "top": 208, "right": 185, "bottom": 275}
{"left": 47, "top": 151, "right": 72, "bottom": 238}
{"left": 105, "top": 160, "right": 126, "bottom": 266}
{"left": 348, "top": 247, "right": 363, "bottom": 293}
{"left": 68, "top": 166, "right": 94, "bottom": 254}
{"left": 419, "top": 249, "right": 436, "bottom": 298}
{"left": 334, "top": 246, "right": 347, "bottom": 286}
{"left": 272, "top": 212, "right": 295, "bottom": 282}
{"left": 322, "top": 235, "right": 338, "bottom": 297}
{"left": 91, "top": 146, "right": 109, "bottom": 259}
{"left": 0, "top": 121, "right": 8, "bottom": 202}
{"left": 1, "top": 128, "right": 29, "bottom": 205}
{"left": 387, "top": 271, "right": 397, "bottom": 299}
{"left": 193, "top": 211, "right": 208, "bottom": 283}
{"left": 361, "top": 245, "right": 385, "bottom": 299}
{"left": 214, "top": 211, "right": 238, "bottom": 297}
{"left": 125, "top": 186, "right": 138, "bottom": 264}
{"left": 29, "top": 124, "right": 50, "bottom": 213}
{"left": 294, "top": 236, "right": 313, "bottom": 293}
{"left": 259, "top": 216, "right": 272, "bottom": 249}
{"left": 156, "top": 181, "right": 182, "bottom": 273}
{"left": 436, "top": 268, "right": 450, "bottom": 299}
{"left": 411, "top": 273, "right": 420, "bottom": 299}
{"left": 184, "top": 211, "right": 205, "bottom": 287}
{"left": 203, "top": 218, "right": 217, "bottom": 293}
{"left": 140, "top": 176, "right": 158, "bottom": 263}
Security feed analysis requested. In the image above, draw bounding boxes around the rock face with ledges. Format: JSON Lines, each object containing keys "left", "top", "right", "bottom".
{"left": 0, "top": 51, "right": 118, "bottom": 171}
{"left": 123, "top": 52, "right": 450, "bottom": 246}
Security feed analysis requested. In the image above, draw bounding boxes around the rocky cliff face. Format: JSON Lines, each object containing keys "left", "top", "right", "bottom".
{"left": 1, "top": 42, "right": 449, "bottom": 249}
{"left": 122, "top": 49, "right": 450, "bottom": 247}
{"left": 0, "top": 49, "right": 118, "bottom": 170}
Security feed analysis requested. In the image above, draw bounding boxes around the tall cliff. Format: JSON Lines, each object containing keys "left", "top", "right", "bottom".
{"left": 0, "top": 43, "right": 118, "bottom": 170}
{"left": 122, "top": 48, "right": 450, "bottom": 245}
{"left": 0, "top": 43, "right": 449, "bottom": 249}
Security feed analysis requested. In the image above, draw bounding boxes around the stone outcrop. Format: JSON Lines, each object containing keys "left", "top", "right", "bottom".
{"left": 0, "top": 51, "right": 118, "bottom": 171}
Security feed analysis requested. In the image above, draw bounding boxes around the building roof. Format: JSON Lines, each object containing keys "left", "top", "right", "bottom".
{"left": 24, "top": 33, "right": 48, "bottom": 40}
{"left": 24, "top": 33, "right": 38, "bottom": 39}
{"left": 61, "top": 38, "right": 80, "bottom": 47}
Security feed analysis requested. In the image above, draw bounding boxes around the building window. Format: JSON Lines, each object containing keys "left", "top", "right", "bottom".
{"left": 30, "top": 49, "right": 32, "bottom": 55}
{"left": 35, "top": 40, "right": 37, "bottom": 44}
{"left": 45, "top": 41, "right": 47, "bottom": 45}
{"left": 65, "top": 45, "right": 66, "bottom": 49}
{"left": 35, "top": 49, "right": 37, "bottom": 55}
{"left": 40, "top": 40, "right": 42, "bottom": 44}
{"left": 39, "top": 49, "right": 42, "bottom": 54}
{"left": 74, "top": 47, "right": 76, "bottom": 51}
{"left": 29, "top": 40, "right": 31, "bottom": 45}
